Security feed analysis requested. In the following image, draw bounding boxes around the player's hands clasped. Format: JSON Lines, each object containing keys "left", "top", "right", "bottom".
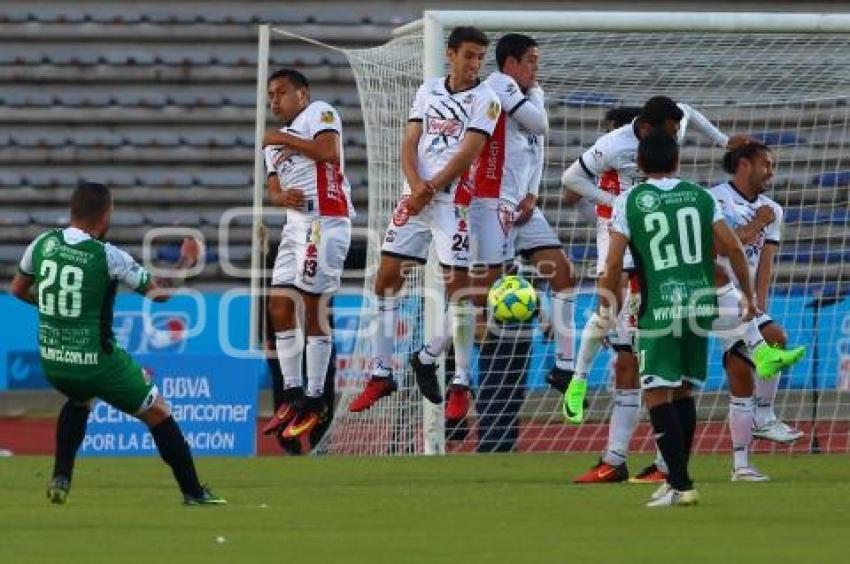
{"left": 274, "top": 188, "right": 306, "bottom": 210}
{"left": 514, "top": 193, "right": 537, "bottom": 226}
{"left": 263, "top": 129, "right": 288, "bottom": 148}
{"left": 407, "top": 179, "right": 435, "bottom": 215}
{"left": 754, "top": 205, "right": 776, "bottom": 226}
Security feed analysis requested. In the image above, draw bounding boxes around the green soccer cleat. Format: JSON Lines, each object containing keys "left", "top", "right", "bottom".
{"left": 752, "top": 343, "right": 806, "bottom": 379}
{"left": 183, "top": 485, "right": 227, "bottom": 506}
{"left": 46, "top": 476, "right": 70, "bottom": 505}
{"left": 562, "top": 378, "right": 587, "bottom": 424}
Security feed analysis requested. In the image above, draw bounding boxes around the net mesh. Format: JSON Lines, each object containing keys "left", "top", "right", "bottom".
{"left": 315, "top": 29, "right": 850, "bottom": 455}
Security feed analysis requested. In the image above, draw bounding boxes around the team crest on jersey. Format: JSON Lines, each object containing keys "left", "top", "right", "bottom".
{"left": 427, "top": 116, "right": 462, "bottom": 138}
{"left": 486, "top": 100, "right": 501, "bottom": 120}
{"left": 497, "top": 202, "right": 514, "bottom": 236}
{"left": 392, "top": 197, "right": 410, "bottom": 227}
{"left": 42, "top": 237, "right": 59, "bottom": 258}
{"left": 320, "top": 110, "right": 335, "bottom": 124}
{"left": 636, "top": 191, "right": 661, "bottom": 213}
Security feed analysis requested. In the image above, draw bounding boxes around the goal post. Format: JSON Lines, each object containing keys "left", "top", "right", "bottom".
{"left": 256, "top": 12, "right": 850, "bottom": 456}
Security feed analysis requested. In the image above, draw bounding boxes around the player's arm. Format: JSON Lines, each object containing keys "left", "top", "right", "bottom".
{"left": 428, "top": 130, "right": 489, "bottom": 191}
{"left": 10, "top": 236, "right": 40, "bottom": 306}
{"left": 713, "top": 220, "right": 756, "bottom": 321}
{"left": 507, "top": 86, "right": 548, "bottom": 135}
{"left": 755, "top": 242, "right": 777, "bottom": 313}
{"left": 108, "top": 239, "right": 200, "bottom": 303}
{"left": 598, "top": 231, "right": 628, "bottom": 317}
{"left": 9, "top": 272, "right": 36, "bottom": 306}
{"left": 262, "top": 130, "right": 340, "bottom": 164}
{"left": 561, "top": 135, "right": 617, "bottom": 208}
{"left": 266, "top": 173, "right": 305, "bottom": 210}
{"left": 678, "top": 103, "right": 729, "bottom": 147}
{"left": 735, "top": 205, "right": 775, "bottom": 245}
{"left": 515, "top": 134, "right": 544, "bottom": 226}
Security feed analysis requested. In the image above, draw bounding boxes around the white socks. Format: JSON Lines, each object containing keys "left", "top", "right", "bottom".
{"left": 574, "top": 312, "right": 609, "bottom": 379}
{"left": 419, "top": 304, "right": 452, "bottom": 365}
{"left": 602, "top": 389, "right": 641, "bottom": 467}
{"left": 729, "top": 396, "right": 754, "bottom": 469}
{"left": 372, "top": 296, "right": 398, "bottom": 378}
{"left": 275, "top": 329, "right": 303, "bottom": 390}
{"left": 552, "top": 291, "right": 576, "bottom": 371}
{"left": 306, "top": 336, "right": 332, "bottom": 398}
{"left": 450, "top": 302, "right": 474, "bottom": 387}
{"left": 754, "top": 373, "right": 781, "bottom": 427}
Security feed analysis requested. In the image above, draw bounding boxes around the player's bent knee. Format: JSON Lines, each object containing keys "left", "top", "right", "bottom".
{"left": 138, "top": 396, "right": 171, "bottom": 428}
{"left": 760, "top": 323, "right": 787, "bottom": 348}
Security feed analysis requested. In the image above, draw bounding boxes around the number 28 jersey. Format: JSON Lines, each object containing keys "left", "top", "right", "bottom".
{"left": 18, "top": 227, "right": 151, "bottom": 373}
{"left": 612, "top": 178, "right": 723, "bottom": 330}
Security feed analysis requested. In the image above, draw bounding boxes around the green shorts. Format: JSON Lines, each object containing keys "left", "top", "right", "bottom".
{"left": 43, "top": 347, "right": 157, "bottom": 414}
{"left": 637, "top": 326, "right": 708, "bottom": 390}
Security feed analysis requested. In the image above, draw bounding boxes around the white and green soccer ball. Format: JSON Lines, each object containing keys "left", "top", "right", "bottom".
{"left": 488, "top": 275, "right": 538, "bottom": 323}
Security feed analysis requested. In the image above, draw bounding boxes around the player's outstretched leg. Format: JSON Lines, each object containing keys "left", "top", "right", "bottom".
{"left": 140, "top": 396, "right": 225, "bottom": 505}
{"left": 47, "top": 400, "right": 91, "bottom": 504}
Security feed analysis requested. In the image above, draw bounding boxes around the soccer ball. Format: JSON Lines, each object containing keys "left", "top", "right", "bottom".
{"left": 488, "top": 275, "right": 538, "bottom": 323}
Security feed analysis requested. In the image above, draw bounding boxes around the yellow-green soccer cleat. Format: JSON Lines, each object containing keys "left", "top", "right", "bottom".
{"left": 562, "top": 378, "right": 587, "bottom": 424}
{"left": 46, "top": 476, "right": 70, "bottom": 505}
{"left": 752, "top": 343, "right": 806, "bottom": 379}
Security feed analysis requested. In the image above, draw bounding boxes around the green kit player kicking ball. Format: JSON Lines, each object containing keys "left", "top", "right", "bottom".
{"left": 9, "top": 182, "right": 225, "bottom": 506}
{"left": 583, "top": 131, "right": 756, "bottom": 507}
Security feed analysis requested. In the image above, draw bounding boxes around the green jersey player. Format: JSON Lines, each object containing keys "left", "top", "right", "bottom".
{"left": 9, "top": 182, "right": 224, "bottom": 505}
{"left": 594, "top": 131, "right": 756, "bottom": 507}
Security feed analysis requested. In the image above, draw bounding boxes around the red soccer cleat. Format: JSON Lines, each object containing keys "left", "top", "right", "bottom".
{"left": 629, "top": 463, "right": 668, "bottom": 484}
{"left": 281, "top": 398, "right": 327, "bottom": 439}
{"left": 348, "top": 376, "right": 398, "bottom": 413}
{"left": 260, "top": 402, "right": 299, "bottom": 435}
{"left": 445, "top": 384, "right": 471, "bottom": 422}
{"left": 572, "top": 460, "right": 629, "bottom": 484}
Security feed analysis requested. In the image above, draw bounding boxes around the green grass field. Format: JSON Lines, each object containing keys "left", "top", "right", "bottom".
{"left": 1, "top": 454, "right": 846, "bottom": 564}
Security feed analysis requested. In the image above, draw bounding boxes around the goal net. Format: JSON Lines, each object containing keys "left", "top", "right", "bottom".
{"left": 262, "top": 12, "right": 850, "bottom": 456}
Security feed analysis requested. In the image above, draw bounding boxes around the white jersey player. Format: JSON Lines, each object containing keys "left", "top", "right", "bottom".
{"left": 260, "top": 69, "right": 353, "bottom": 441}
{"left": 710, "top": 141, "right": 806, "bottom": 471}
{"left": 350, "top": 26, "right": 501, "bottom": 413}
{"left": 562, "top": 97, "right": 734, "bottom": 484}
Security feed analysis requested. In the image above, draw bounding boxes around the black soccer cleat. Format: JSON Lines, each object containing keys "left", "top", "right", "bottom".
{"left": 183, "top": 485, "right": 227, "bottom": 506}
{"left": 410, "top": 350, "right": 443, "bottom": 404}
{"left": 47, "top": 475, "right": 70, "bottom": 505}
{"left": 546, "top": 366, "right": 575, "bottom": 394}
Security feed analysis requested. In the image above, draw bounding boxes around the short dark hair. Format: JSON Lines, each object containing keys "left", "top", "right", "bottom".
{"left": 637, "top": 128, "right": 680, "bottom": 174}
{"left": 495, "top": 33, "right": 537, "bottom": 70}
{"left": 71, "top": 182, "right": 112, "bottom": 222}
{"left": 268, "top": 68, "right": 309, "bottom": 90}
{"left": 604, "top": 106, "right": 642, "bottom": 129}
{"left": 722, "top": 140, "right": 771, "bottom": 174}
{"left": 447, "top": 26, "right": 489, "bottom": 50}
{"left": 640, "top": 96, "right": 684, "bottom": 127}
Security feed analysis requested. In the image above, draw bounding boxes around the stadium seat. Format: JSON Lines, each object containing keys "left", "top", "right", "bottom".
{"left": 0, "top": 245, "right": 24, "bottom": 263}
{"left": 158, "top": 51, "right": 215, "bottom": 66}
{"left": 195, "top": 170, "right": 251, "bottom": 189}
{"left": 813, "top": 171, "right": 850, "bottom": 188}
{"left": 752, "top": 131, "right": 805, "bottom": 146}
{"left": 0, "top": 171, "right": 22, "bottom": 188}
{"left": 138, "top": 170, "right": 194, "bottom": 188}
{"left": 8, "top": 131, "right": 67, "bottom": 149}
{"left": 125, "top": 130, "right": 181, "bottom": 148}
{"left": 562, "top": 92, "right": 620, "bottom": 108}
{"left": 25, "top": 171, "right": 72, "bottom": 188}
{"left": 2, "top": 91, "right": 53, "bottom": 107}
{"left": 113, "top": 92, "right": 168, "bottom": 108}
{"left": 110, "top": 211, "right": 146, "bottom": 227}
{"left": 181, "top": 131, "right": 242, "bottom": 148}
{"left": 146, "top": 210, "right": 202, "bottom": 227}
{"left": 101, "top": 50, "right": 157, "bottom": 66}
{"left": 49, "top": 50, "right": 101, "bottom": 66}
{"left": 59, "top": 92, "right": 114, "bottom": 108}
{"left": 569, "top": 245, "right": 597, "bottom": 262}
{"left": 80, "top": 169, "right": 137, "bottom": 188}
{"left": 72, "top": 130, "right": 125, "bottom": 149}
{"left": 0, "top": 211, "right": 30, "bottom": 226}
{"left": 31, "top": 210, "right": 71, "bottom": 226}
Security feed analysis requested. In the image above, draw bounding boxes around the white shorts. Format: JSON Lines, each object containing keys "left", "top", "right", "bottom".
{"left": 469, "top": 198, "right": 516, "bottom": 266}
{"left": 596, "top": 218, "right": 634, "bottom": 276}
{"left": 272, "top": 214, "right": 351, "bottom": 295}
{"left": 755, "top": 311, "right": 774, "bottom": 328}
{"left": 381, "top": 196, "right": 470, "bottom": 268}
{"left": 712, "top": 283, "right": 750, "bottom": 353}
{"left": 514, "top": 207, "right": 563, "bottom": 258}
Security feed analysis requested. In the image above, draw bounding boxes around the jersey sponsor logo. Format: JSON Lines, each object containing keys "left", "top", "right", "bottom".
{"left": 505, "top": 82, "right": 517, "bottom": 95}
{"left": 42, "top": 237, "right": 59, "bottom": 258}
{"left": 486, "top": 100, "right": 501, "bottom": 120}
{"left": 426, "top": 116, "right": 463, "bottom": 138}
{"left": 320, "top": 110, "right": 335, "bottom": 124}
{"left": 40, "top": 345, "right": 99, "bottom": 365}
{"left": 269, "top": 146, "right": 297, "bottom": 172}
{"left": 636, "top": 191, "right": 661, "bottom": 213}
{"left": 392, "top": 197, "right": 410, "bottom": 227}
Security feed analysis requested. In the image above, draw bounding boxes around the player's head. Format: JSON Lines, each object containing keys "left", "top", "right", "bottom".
{"left": 722, "top": 139, "right": 774, "bottom": 193}
{"left": 267, "top": 68, "right": 310, "bottom": 123}
{"left": 495, "top": 33, "right": 539, "bottom": 90}
{"left": 637, "top": 128, "right": 680, "bottom": 176}
{"left": 604, "top": 106, "right": 642, "bottom": 132}
{"left": 71, "top": 181, "right": 112, "bottom": 239}
{"left": 446, "top": 26, "right": 489, "bottom": 85}
{"left": 638, "top": 96, "right": 684, "bottom": 139}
